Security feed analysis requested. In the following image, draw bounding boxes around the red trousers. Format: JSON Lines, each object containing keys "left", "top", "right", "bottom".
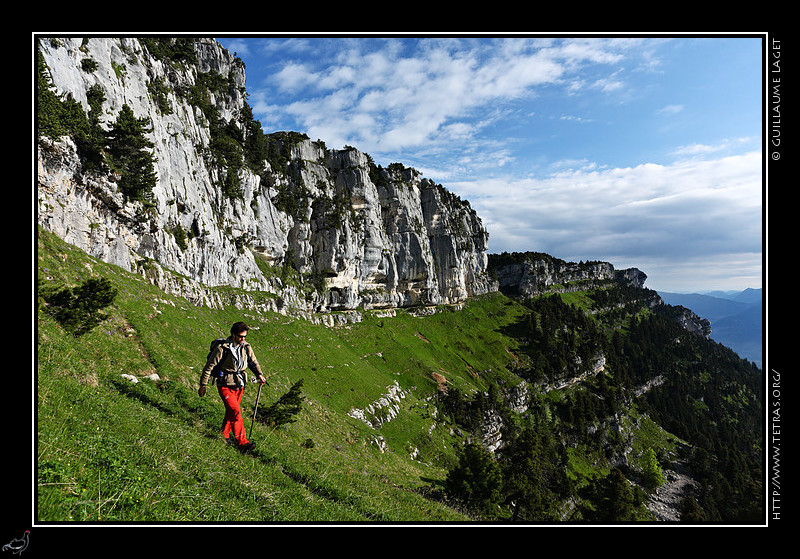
{"left": 218, "top": 386, "right": 248, "bottom": 446}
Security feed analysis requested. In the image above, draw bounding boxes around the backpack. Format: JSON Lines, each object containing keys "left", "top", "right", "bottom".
{"left": 207, "top": 337, "right": 247, "bottom": 387}
{"left": 207, "top": 337, "right": 227, "bottom": 385}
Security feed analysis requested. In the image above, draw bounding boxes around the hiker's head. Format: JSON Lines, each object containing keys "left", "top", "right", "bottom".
{"left": 231, "top": 321, "right": 249, "bottom": 342}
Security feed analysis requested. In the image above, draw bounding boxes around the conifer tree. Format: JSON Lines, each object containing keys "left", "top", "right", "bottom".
{"left": 593, "top": 469, "right": 638, "bottom": 521}
{"left": 444, "top": 442, "right": 503, "bottom": 517}
{"left": 105, "top": 104, "right": 158, "bottom": 203}
{"left": 642, "top": 448, "right": 667, "bottom": 489}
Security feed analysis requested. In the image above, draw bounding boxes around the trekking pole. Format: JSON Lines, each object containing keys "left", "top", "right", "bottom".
{"left": 250, "top": 381, "right": 264, "bottom": 435}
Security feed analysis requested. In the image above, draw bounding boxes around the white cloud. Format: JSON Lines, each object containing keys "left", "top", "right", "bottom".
{"left": 273, "top": 63, "right": 315, "bottom": 92}
{"left": 255, "top": 37, "right": 641, "bottom": 155}
{"left": 450, "top": 151, "right": 762, "bottom": 291}
{"left": 233, "top": 36, "right": 762, "bottom": 291}
{"left": 658, "top": 104, "right": 684, "bottom": 115}
{"left": 220, "top": 38, "right": 251, "bottom": 58}
{"left": 672, "top": 137, "right": 754, "bottom": 157}
{"left": 559, "top": 114, "right": 594, "bottom": 123}
{"left": 591, "top": 69, "right": 625, "bottom": 92}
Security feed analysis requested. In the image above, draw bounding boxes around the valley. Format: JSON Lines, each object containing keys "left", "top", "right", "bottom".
{"left": 659, "top": 289, "right": 763, "bottom": 367}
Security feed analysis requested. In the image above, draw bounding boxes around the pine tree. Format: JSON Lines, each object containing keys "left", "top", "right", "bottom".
{"left": 105, "top": 104, "right": 158, "bottom": 203}
{"left": 444, "top": 442, "right": 503, "bottom": 518}
{"left": 593, "top": 469, "right": 638, "bottom": 521}
{"left": 37, "top": 47, "right": 70, "bottom": 140}
{"left": 500, "top": 426, "right": 562, "bottom": 521}
{"left": 680, "top": 497, "right": 707, "bottom": 522}
{"left": 642, "top": 448, "right": 667, "bottom": 489}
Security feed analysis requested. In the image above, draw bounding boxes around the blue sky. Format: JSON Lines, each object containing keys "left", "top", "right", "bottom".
{"left": 216, "top": 35, "right": 764, "bottom": 293}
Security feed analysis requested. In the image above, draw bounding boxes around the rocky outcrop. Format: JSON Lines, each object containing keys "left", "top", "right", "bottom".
{"left": 280, "top": 146, "right": 495, "bottom": 311}
{"left": 665, "top": 306, "right": 713, "bottom": 338}
{"left": 37, "top": 37, "right": 494, "bottom": 315}
{"left": 615, "top": 267, "right": 648, "bottom": 289}
{"left": 347, "top": 381, "right": 408, "bottom": 429}
{"left": 488, "top": 251, "right": 714, "bottom": 340}
{"left": 645, "top": 460, "right": 699, "bottom": 521}
{"left": 489, "top": 251, "right": 646, "bottom": 298}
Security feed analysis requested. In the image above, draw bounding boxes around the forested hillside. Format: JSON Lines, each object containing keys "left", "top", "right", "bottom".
{"left": 659, "top": 290, "right": 763, "bottom": 367}
{"left": 439, "top": 278, "right": 763, "bottom": 522}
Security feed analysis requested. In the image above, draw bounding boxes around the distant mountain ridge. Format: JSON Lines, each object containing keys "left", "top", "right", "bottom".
{"left": 658, "top": 289, "right": 762, "bottom": 366}
{"left": 710, "top": 287, "right": 762, "bottom": 305}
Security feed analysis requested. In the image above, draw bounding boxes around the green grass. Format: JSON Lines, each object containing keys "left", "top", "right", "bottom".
{"left": 37, "top": 227, "right": 686, "bottom": 523}
{"left": 558, "top": 289, "right": 596, "bottom": 311}
{"left": 36, "top": 227, "right": 531, "bottom": 523}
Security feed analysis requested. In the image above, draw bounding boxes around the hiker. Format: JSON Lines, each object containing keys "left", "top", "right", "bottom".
{"left": 198, "top": 321, "right": 267, "bottom": 452}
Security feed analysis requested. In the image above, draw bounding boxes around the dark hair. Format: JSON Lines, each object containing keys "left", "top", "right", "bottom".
{"left": 230, "top": 321, "right": 249, "bottom": 335}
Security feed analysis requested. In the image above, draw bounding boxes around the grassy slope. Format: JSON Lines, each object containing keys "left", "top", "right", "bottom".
{"left": 36, "top": 227, "right": 532, "bottom": 523}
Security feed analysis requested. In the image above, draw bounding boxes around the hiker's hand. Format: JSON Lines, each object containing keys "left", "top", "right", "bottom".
{"left": 258, "top": 375, "right": 267, "bottom": 385}
{"left": 198, "top": 386, "right": 206, "bottom": 397}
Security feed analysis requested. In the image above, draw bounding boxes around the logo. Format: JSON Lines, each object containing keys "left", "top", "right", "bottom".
{"left": 2, "top": 531, "right": 29, "bottom": 556}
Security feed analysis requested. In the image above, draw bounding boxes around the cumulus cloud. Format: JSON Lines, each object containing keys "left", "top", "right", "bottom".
{"left": 234, "top": 35, "right": 762, "bottom": 291}
{"left": 254, "top": 37, "right": 644, "bottom": 156}
{"left": 451, "top": 150, "right": 762, "bottom": 290}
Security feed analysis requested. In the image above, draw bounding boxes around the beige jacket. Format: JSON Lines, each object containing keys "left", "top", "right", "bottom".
{"left": 200, "top": 338, "right": 265, "bottom": 388}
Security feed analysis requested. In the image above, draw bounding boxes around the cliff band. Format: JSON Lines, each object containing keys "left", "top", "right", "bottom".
{"left": 37, "top": 37, "right": 495, "bottom": 315}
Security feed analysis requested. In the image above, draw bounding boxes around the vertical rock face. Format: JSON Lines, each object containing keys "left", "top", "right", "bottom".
{"left": 37, "top": 37, "right": 495, "bottom": 313}
{"left": 488, "top": 251, "right": 645, "bottom": 298}
{"left": 274, "top": 143, "right": 494, "bottom": 310}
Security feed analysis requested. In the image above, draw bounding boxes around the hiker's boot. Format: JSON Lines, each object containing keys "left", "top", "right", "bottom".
{"left": 239, "top": 441, "right": 256, "bottom": 453}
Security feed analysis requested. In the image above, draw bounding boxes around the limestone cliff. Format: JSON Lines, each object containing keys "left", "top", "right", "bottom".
{"left": 37, "top": 37, "right": 495, "bottom": 315}
{"left": 488, "top": 251, "right": 711, "bottom": 338}
{"left": 488, "top": 251, "right": 647, "bottom": 298}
